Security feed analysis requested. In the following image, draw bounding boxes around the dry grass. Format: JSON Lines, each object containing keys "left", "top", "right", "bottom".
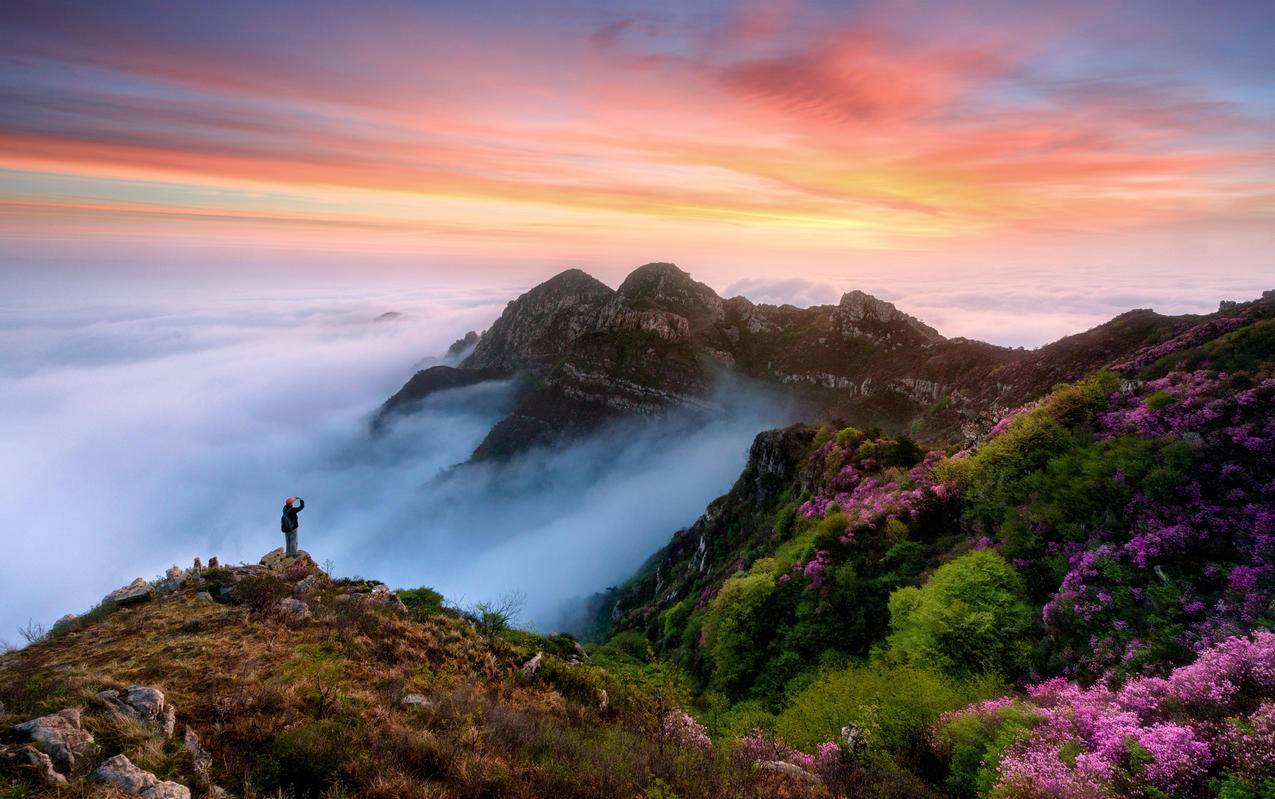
{"left": 0, "top": 583, "right": 843, "bottom": 799}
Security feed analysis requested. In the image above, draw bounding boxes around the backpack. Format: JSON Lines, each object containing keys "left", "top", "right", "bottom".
{"left": 281, "top": 509, "right": 294, "bottom": 533}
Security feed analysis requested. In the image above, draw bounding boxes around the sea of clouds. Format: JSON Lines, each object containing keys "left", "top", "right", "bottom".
{"left": 3, "top": 263, "right": 1270, "bottom": 645}
{"left": 0, "top": 283, "right": 787, "bottom": 642}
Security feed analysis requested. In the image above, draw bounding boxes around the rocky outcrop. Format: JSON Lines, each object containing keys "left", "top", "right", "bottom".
{"left": 12, "top": 708, "right": 95, "bottom": 773}
{"left": 600, "top": 424, "right": 818, "bottom": 634}
{"left": 463, "top": 269, "right": 615, "bottom": 370}
{"left": 104, "top": 577, "right": 155, "bottom": 606}
{"left": 98, "top": 686, "right": 177, "bottom": 738}
{"left": 374, "top": 365, "right": 512, "bottom": 429}
{"left": 274, "top": 597, "right": 312, "bottom": 621}
{"left": 92, "top": 754, "right": 190, "bottom": 799}
{"left": 446, "top": 330, "right": 479, "bottom": 359}
{"left": 259, "top": 548, "right": 320, "bottom": 577}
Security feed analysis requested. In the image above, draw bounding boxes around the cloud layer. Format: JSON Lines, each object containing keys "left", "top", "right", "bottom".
{"left": 0, "top": 285, "right": 787, "bottom": 641}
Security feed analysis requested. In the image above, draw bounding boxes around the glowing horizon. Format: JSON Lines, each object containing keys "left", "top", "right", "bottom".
{"left": 1, "top": 0, "right": 1273, "bottom": 291}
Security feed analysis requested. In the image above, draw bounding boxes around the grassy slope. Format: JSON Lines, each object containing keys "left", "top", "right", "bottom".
{"left": 0, "top": 578, "right": 839, "bottom": 799}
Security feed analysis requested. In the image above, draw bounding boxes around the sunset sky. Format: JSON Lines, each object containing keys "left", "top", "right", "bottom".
{"left": 1, "top": 0, "right": 1272, "bottom": 325}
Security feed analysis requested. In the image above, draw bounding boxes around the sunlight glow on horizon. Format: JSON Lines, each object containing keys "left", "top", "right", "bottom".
{"left": 1, "top": 0, "right": 1273, "bottom": 286}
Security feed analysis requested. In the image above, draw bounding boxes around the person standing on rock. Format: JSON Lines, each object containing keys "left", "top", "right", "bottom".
{"left": 281, "top": 497, "right": 304, "bottom": 557}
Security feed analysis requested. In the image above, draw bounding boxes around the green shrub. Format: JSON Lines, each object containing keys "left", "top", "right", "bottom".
{"left": 260, "top": 718, "right": 357, "bottom": 798}
{"left": 937, "top": 702, "right": 1039, "bottom": 799}
{"left": 397, "top": 586, "right": 445, "bottom": 618}
{"left": 703, "top": 573, "right": 778, "bottom": 698}
{"left": 774, "top": 662, "right": 998, "bottom": 765}
{"left": 886, "top": 550, "right": 1034, "bottom": 678}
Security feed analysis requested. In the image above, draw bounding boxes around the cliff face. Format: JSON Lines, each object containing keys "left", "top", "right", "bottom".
{"left": 376, "top": 261, "right": 1230, "bottom": 459}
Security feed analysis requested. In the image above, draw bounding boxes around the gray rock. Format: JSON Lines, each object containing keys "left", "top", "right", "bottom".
{"left": 756, "top": 760, "right": 820, "bottom": 783}
{"left": 274, "top": 597, "right": 311, "bottom": 621}
{"left": 521, "top": 652, "right": 543, "bottom": 676}
{"left": 92, "top": 753, "right": 191, "bottom": 799}
{"left": 13, "top": 708, "right": 94, "bottom": 772}
{"left": 93, "top": 754, "right": 155, "bottom": 793}
{"left": 195, "top": 591, "right": 214, "bottom": 603}
{"left": 400, "top": 693, "right": 430, "bottom": 707}
{"left": 293, "top": 573, "right": 324, "bottom": 594}
{"left": 161, "top": 705, "right": 177, "bottom": 738}
{"left": 143, "top": 782, "right": 192, "bottom": 799}
{"left": 123, "top": 686, "right": 166, "bottom": 720}
{"left": 105, "top": 577, "right": 155, "bottom": 605}
{"left": 184, "top": 727, "right": 211, "bottom": 775}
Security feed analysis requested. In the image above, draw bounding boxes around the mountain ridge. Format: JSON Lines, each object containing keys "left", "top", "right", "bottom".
{"left": 376, "top": 262, "right": 1247, "bottom": 459}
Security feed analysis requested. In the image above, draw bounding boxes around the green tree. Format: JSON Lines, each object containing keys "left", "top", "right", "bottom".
{"left": 703, "top": 572, "right": 777, "bottom": 697}
{"left": 887, "top": 550, "right": 1034, "bottom": 678}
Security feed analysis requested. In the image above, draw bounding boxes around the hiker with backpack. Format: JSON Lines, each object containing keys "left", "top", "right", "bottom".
{"left": 281, "top": 497, "right": 304, "bottom": 557}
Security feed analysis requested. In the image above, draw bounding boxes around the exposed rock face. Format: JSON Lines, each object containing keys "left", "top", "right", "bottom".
{"left": 446, "top": 330, "right": 479, "bottom": 359}
{"left": 12, "top": 708, "right": 94, "bottom": 773}
{"left": 463, "top": 268, "right": 615, "bottom": 370}
{"left": 92, "top": 754, "right": 191, "bottom": 799}
{"left": 378, "top": 261, "right": 1245, "bottom": 459}
{"left": 104, "top": 577, "right": 155, "bottom": 606}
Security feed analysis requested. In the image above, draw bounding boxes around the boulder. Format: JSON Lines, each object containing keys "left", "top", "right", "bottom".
{"left": 521, "top": 652, "right": 543, "bottom": 676}
{"left": 13, "top": 708, "right": 94, "bottom": 772}
{"left": 363, "top": 585, "right": 407, "bottom": 612}
{"left": 259, "top": 549, "right": 320, "bottom": 579}
{"left": 195, "top": 591, "right": 214, "bottom": 603}
{"left": 293, "top": 573, "right": 325, "bottom": 595}
{"left": 98, "top": 686, "right": 170, "bottom": 729}
{"left": 105, "top": 577, "right": 155, "bottom": 606}
{"left": 756, "top": 760, "right": 820, "bottom": 783}
{"left": 92, "top": 753, "right": 191, "bottom": 799}
{"left": 401, "top": 693, "right": 430, "bottom": 707}
{"left": 123, "top": 686, "right": 166, "bottom": 720}
{"left": 274, "top": 597, "right": 312, "bottom": 621}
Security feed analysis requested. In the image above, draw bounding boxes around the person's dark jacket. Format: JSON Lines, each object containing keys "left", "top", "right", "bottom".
{"left": 281, "top": 499, "right": 304, "bottom": 532}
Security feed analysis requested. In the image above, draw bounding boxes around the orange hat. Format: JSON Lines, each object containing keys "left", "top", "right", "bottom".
{"left": 285, "top": 497, "right": 296, "bottom": 505}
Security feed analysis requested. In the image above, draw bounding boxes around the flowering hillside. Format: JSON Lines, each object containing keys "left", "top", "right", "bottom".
{"left": 601, "top": 297, "right": 1274, "bottom": 796}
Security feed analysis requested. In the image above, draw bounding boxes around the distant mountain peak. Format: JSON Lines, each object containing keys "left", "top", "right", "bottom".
{"left": 833, "top": 289, "right": 944, "bottom": 343}
{"left": 615, "top": 262, "right": 723, "bottom": 322}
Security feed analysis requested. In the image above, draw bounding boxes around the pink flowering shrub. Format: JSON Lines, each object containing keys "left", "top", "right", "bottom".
{"left": 731, "top": 729, "right": 812, "bottom": 770}
{"left": 662, "top": 709, "right": 712, "bottom": 752}
{"left": 1036, "top": 369, "right": 1275, "bottom": 677}
{"left": 935, "top": 631, "right": 1275, "bottom": 798}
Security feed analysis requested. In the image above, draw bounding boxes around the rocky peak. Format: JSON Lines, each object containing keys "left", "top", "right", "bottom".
{"left": 614, "top": 262, "right": 723, "bottom": 324}
{"left": 831, "top": 290, "right": 944, "bottom": 344}
{"left": 462, "top": 268, "right": 615, "bottom": 370}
